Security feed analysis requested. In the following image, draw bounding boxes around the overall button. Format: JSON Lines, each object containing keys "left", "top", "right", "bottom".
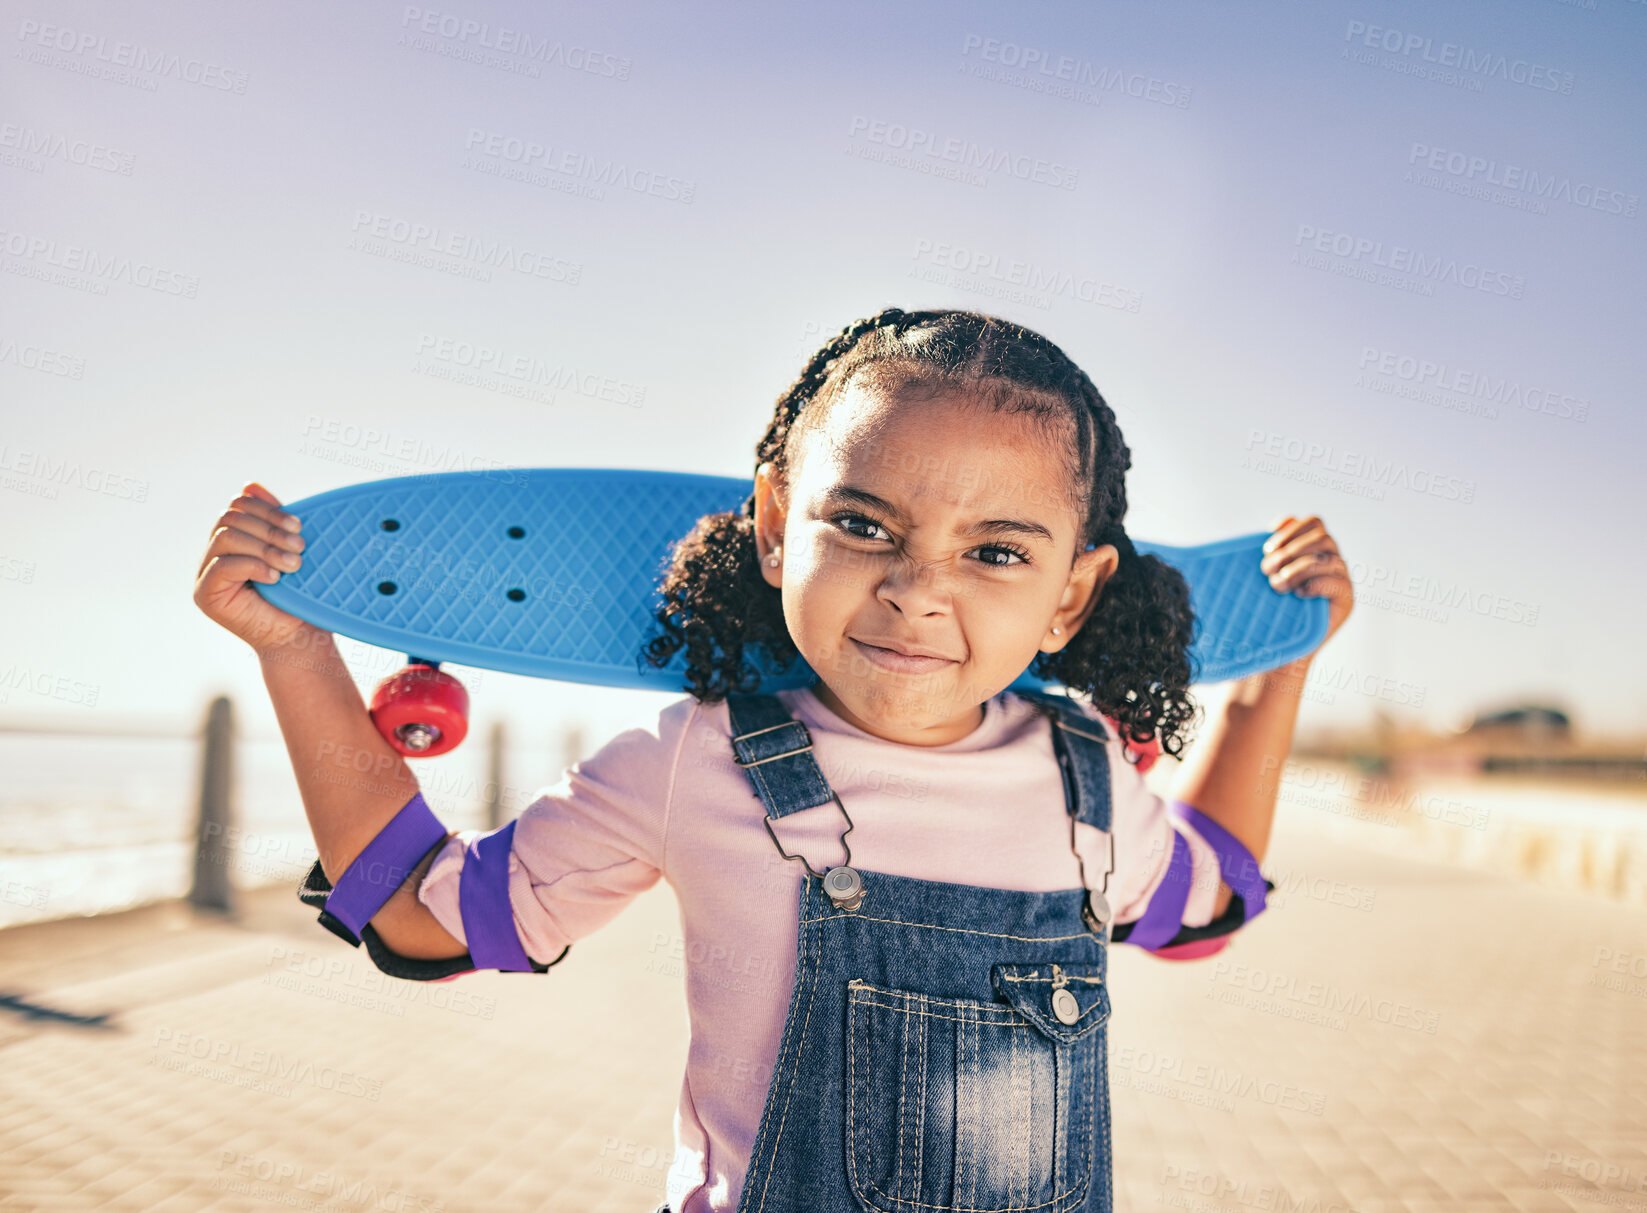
{"left": 1083, "top": 889, "right": 1112, "bottom": 937}
{"left": 1052, "top": 987, "right": 1081, "bottom": 1024}
{"left": 823, "top": 865, "right": 864, "bottom": 910}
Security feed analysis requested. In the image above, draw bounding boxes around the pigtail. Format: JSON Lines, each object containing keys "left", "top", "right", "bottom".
{"left": 1033, "top": 530, "right": 1200, "bottom": 759}
{"left": 639, "top": 506, "right": 798, "bottom": 701}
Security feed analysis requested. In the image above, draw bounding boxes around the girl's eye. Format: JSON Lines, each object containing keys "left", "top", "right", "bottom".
{"left": 830, "top": 514, "right": 1031, "bottom": 568}
{"left": 974, "top": 543, "right": 1031, "bottom": 568}
{"left": 832, "top": 512, "right": 888, "bottom": 543}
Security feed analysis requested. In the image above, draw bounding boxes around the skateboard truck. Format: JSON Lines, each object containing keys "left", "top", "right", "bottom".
{"left": 368, "top": 657, "right": 470, "bottom": 758}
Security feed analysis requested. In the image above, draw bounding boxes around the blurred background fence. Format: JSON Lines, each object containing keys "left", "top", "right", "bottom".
{"left": 0, "top": 687, "right": 587, "bottom": 930}
{"left": 3, "top": 684, "right": 1641, "bottom": 934}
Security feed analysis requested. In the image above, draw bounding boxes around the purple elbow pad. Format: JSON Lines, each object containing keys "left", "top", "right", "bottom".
{"left": 1171, "top": 800, "right": 1268, "bottom": 923}
{"left": 1125, "top": 829, "right": 1194, "bottom": 951}
{"left": 457, "top": 820, "right": 534, "bottom": 971}
{"left": 321, "top": 792, "right": 449, "bottom": 944}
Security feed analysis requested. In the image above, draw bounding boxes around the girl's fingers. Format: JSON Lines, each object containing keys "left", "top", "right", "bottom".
{"left": 212, "top": 490, "right": 301, "bottom": 542}
{"left": 1259, "top": 515, "right": 1355, "bottom": 641}
{"left": 1263, "top": 515, "right": 1306, "bottom": 552}
{"left": 1262, "top": 523, "right": 1315, "bottom": 568}
{"left": 196, "top": 506, "right": 304, "bottom": 578}
{"left": 1271, "top": 550, "right": 1345, "bottom": 594}
{"left": 1260, "top": 518, "right": 1335, "bottom": 577}
{"left": 216, "top": 503, "right": 304, "bottom": 552}
{"left": 204, "top": 525, "right": 303, "bottom": 578}
{"left": 193, "top": 554, "right": 283, "bottom": 619}
{"left": 243, "top": 482, "right": 284, "bottom": 508}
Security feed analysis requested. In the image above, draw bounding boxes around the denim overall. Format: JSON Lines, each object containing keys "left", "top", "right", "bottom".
{"left": 657, "top": 687, "right": 1120, "bottom": 1213}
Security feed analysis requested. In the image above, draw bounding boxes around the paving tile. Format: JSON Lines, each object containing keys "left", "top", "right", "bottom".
{"left": 3, "top": 825, "right": 1644, "bottom": 1211}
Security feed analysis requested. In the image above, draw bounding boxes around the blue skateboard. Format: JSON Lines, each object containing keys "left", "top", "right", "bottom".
{"left": 255, "top": 469, "right": 1326, "bottom": 755}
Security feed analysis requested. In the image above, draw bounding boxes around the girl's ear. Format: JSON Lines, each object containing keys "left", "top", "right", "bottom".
{"left": 1042, "top": 544, "right": 1118, "bottom": 652}
{"left": 752, "top": 462, "right": 788, "bottom": 589}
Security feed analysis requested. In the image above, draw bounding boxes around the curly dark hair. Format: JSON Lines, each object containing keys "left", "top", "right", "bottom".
{"left": 639, "top": 306, "right": 1201, "bottom": 756}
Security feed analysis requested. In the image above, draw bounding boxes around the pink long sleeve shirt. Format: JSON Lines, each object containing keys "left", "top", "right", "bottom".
{"left": 416, "top": 685, "right": 1233, "bottom": 1212}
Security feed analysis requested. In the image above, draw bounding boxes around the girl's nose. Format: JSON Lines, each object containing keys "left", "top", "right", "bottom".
{"left": 874, "top": 556, "right": 958, "bottom": 614}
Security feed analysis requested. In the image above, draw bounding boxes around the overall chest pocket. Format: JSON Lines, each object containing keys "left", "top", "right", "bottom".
{"left": 845, "top": 962, "right": 1109, "bottom": 1213}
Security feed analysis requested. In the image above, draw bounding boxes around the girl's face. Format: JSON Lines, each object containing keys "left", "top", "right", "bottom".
{"left": 752, "top": 387, "right": 1118, "bottom": 747}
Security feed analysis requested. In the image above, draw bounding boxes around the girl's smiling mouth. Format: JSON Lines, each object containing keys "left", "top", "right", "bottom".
{"left": 850, "top": 638, "right": 958, "bottom": 673}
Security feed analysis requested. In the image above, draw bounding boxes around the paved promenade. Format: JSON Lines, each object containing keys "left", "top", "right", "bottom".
{"left": 2, "top": 822, "right": 1643, "bottom": 1212}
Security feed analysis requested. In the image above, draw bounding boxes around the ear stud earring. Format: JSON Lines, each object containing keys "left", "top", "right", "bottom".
{"left": 767, "top": 554, "right": 780, "bottom": 567}
{"left": 1052, "top": 626, "right": 1062, "bottom": 635}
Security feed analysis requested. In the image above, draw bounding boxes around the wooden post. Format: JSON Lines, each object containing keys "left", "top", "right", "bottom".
{"left": 189, "top": 695, "right": 236, "bottom": 913}
{"left": 485, "top": 719, "right": 506, "bottom": 830}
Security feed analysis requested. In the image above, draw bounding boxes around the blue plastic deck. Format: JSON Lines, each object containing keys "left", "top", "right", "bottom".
{"left": 255, "top": 468, "right": 1328, "bottom": 692}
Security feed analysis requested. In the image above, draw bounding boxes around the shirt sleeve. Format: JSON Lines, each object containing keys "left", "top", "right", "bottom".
{"left": 1081, "top": 704, "right": 1267, "bottom": 959}
{"left": 415, "top": 696, "right": 696, "bottom": 964}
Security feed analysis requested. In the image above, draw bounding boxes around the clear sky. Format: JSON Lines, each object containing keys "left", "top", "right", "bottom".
{"left": 3, "top": 0, "right": 1644, "bottom": 747}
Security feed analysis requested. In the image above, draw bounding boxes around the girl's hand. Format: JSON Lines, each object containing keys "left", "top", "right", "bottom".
{"left": 193, "top": 482, "right": 315, "bottom": 652}
{"left": 1260, "top": 514, "right": 1354, "bottom": 651}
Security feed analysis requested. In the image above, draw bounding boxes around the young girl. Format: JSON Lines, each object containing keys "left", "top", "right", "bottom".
{"left": 193, "top": 307, "right": 1353, "bottom": 1213}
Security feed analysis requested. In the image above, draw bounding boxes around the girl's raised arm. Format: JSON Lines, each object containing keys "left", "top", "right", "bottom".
{"left": 193, "top": 482, "right": 466, "bottom": 961}
{"left": 1169, "top": 514, "right": 1355, "bottom": 917}
{"left": 258, "top": 625, "right": 468, "bottom": 960}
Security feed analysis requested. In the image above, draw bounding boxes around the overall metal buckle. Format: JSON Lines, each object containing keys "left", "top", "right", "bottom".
{"left": 1045, "top": 708, "right": 1115, "bottom": 942}
{"left": 733, "top": 719, "right": 864, "bottom": 911}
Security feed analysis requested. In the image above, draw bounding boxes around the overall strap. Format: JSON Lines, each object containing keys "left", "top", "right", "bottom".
{"left": 1012, "top": 688, "right": 1114, "bottom": 834}
{"left": 725, "top": 691, "right": 837, "bottom": 819}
